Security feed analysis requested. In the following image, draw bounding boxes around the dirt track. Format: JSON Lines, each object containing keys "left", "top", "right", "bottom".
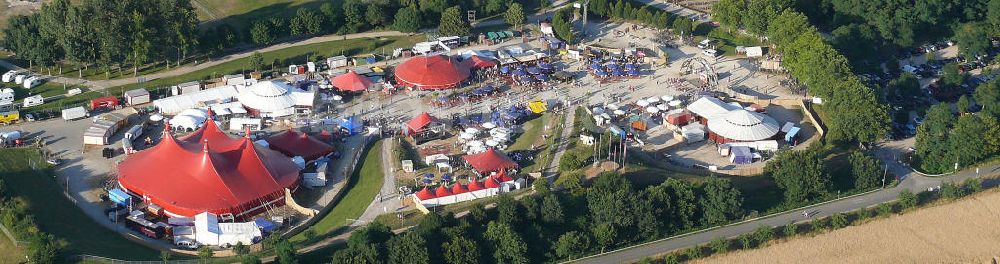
{"left": 695, "top": 189, "right": 1000, "bottom": 264}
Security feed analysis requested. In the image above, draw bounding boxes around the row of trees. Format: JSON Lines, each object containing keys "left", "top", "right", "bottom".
{"left": 915, "top": 82, "right": 1000, "bottom": 173}
{"left": 586, "top": 0, "right": 699, "bottom": 35}
{"left": 332, "top": 173, "right": 744, "bottom": 263}
{"left": 765, "top": 149, "right": 884, "bottom": 207}
{"left": 3, "top": 0, "right": 199, "bottom": 76}
{"left": 713, "top": 3, "right": 891, "bottom": 144}
{"left": 0, "top": 179, "right": 63, "bottom": 263}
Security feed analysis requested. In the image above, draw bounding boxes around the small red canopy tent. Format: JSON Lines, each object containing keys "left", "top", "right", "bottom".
{"left": 265, "top": 129, "right": 335, "bottom": 160}
{"left": 415, "top": 187, "right": 436, "bottom": 200}
{"left": 435, "top": 186, "right": 454, "bottom": 197}
{"left": 463, "top": 148, "right": 519, "bottom": 174}
{"left": 463, "top": 55, "right": 497, "bottom": 69}
{"left": 404, "top": 112, "right": 438, "bottom": 135}
{"left": 484, "top": 177, "right": 502, "bottom": 188}
{"left": 330, "top": 71, "right": 372, "bottom": 92}
{"left": 467, "top": 180, "right": 485, "bottom": 191}
{"left": 451, "top": 184, "right": 469, "bottom": 194}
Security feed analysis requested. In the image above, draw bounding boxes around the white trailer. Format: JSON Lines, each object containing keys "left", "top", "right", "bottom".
{"left": 14, "top": 74, "right": 29, "bottom": 85}
{"left": 124, "top": 89, "right": 151, "bottom": 106}
{"left": 61, "top": 106, "right": 89, "bottom": 121}
{"left": 0, "top": 89, "right": 13, "bottom": 106}
{"left": 23, "top": 76, "right": 42, "bottom": 89}
{"left": 22, "top": 95, "right": 43, "bottom": 107}
{"left": 326, "top": 56, "right": 348, "bottom": 68}
{"left": 124, "top": 125, "right": 143, "bottom": 140}
{"left": 2, "top": 71, "right": 16, "bottom": 82}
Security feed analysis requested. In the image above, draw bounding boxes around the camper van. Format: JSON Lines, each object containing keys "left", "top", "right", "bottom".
{"left": 14, "top": 74, "right": 29, "bottom": 85}
{"left": 1, "top": 71, "right": 16, "bottom": 82}
{"left": 23, "top": 76, "right": 42, "bottom": 89}
{"left": 22, "top": 95, "right": 43, "bottom": 108}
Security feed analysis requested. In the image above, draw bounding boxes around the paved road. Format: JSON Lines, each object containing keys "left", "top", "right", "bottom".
{"left": 570, "top": 138, "right": 996, "bottom": 264}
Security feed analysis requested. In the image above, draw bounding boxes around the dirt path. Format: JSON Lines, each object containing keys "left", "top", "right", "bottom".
{"left": 694, "top": 189, "right": 1000, "bottom": 264}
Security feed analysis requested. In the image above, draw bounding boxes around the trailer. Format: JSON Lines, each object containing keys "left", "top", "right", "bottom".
{"left": 22, "top": 76, "right": 42, "bottom": 89}
{"left": 22, "top": 95, "right": 43, "bottom": 107}
{"left": 0, "top": 109, "right": 18, "bottom": 125}
{"left": 124, "top": 89, "right": 150, "bottom": 106}
{"left": 14, "top": 74, "right": 28, "bottom": 85}
{"left": 1, "top": 71, "right": 16, "bottom": 82}
{"left": 90, "top": 96, "right": 120, "bottom": 110}
{"left": 171, "top": 81, "right": 202, "bottom": 96}
{"left": 61, "top": 106, "right": 89, "bottom": 121}
{"left": 124, "top": 125, "right": 143, "bottom": 140}
{"left": 0, "top": 88, "right": 13, "bottom": 106}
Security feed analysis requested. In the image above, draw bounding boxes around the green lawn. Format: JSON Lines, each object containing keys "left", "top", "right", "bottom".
{"left": 509, "top": 114, "right": 549, "bottom": 151}
{"left": 0, "top": 148, "right": 159, "bottom": 260}
{"left": 291, "top": 140, "right": 384, "bottom": 243}
{"left": 195, "top": 0, "right": 327, "bottom": 26}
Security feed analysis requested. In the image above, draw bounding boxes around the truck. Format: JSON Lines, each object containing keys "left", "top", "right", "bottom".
{"left": 61, "top": 106, "right": 89, "bottom": 121}
{"left": 90, "top": 96, "right": 119, "bottom": 110}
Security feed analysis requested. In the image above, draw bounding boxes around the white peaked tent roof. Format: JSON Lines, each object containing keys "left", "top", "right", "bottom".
{"left": 707, "top": 109, "right": 780, "bottom": 142}
{"left": 238, "top": 80, "right": 297, "bottom": 112}
{"left": 687, "top": 97, "right": 740, "bottom": 120}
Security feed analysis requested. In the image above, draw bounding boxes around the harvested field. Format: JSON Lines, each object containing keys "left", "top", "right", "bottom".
{"left": 694, "top": 189, "right": 1000, "bottom": 264}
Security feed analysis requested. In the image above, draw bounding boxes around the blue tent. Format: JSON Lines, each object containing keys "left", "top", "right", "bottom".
{"left": 254, "top": 218, "right": 279, "bottom": 233}
{"left": 785, "top": 126, "right": 801, "bottom": 144}
{"left": 535, "top": 75, "right": 551, "bottom": 81}
{"left": 624, "top": 63, "right": 636, "bottom": 69}
{"left": 594, "top": 69, "right": 608, "bottom": 77}
{"left": 527, "top": 67, "right": 541, "bottom": 75}
{"left": 519, "top": 76, "right": 534, "bottom": 83}
{"left": 627, "top": 69, "right": 640, "bottom": 75}
{"left": 424, "top": 173, "right": 435, "bottom": 179}
{"left": 538, "top": 62, "right": 554, "bottom": 70}
{"left": 500, "top": 66, "right": 510, "bottom": 74}
{"left": 612, "top": 69, "right": 625, "bottom": 76}
{"left": 606, "top": 62, "right": 620, "bottom": 69}
{"left": 340, "top": 117, "right": 364, "bottom": 135}
{"left": 590, "top": 63, "right": 603, "bottom": 70}
{"left": 731, "top": 146, "right": 753, "bottom": 164}
{"left": 366, "top": 56, "right": 377, "bottom": 64}
{"left": 482, "top": 85, "right": 495, "bottom": 93}
{"left": 512, "top": 68, "right": 528, "bottom": 75}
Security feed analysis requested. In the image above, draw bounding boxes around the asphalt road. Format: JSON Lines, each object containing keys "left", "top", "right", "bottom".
{"left": 570, "top": 138, "right": 996, "bottom": 264}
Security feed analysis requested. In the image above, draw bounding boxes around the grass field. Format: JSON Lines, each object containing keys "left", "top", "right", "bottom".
{"left": 0, "top": 148, "right": 159, "bottom": 260}
{"left": 695, "top": 188, "right": 1000, "bottom": 263}
{"left": 194, "top": 0, "right": 328, "bottom": 28}
{"left": 0, "top": 231, "right": 25, "bottom": 262}
{"left": 291, "top": 140, "right": 384, "bottom": 243}
{"left": 509, "top": 114, "right": 549, "bottom": 151}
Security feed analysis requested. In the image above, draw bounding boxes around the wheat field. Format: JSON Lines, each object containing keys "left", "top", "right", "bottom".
{"left": 695, "top": 189, "right": 1000, "bottom": 264}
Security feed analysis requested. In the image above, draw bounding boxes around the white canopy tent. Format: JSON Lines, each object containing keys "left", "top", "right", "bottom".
{"left": 707, "top": 110, "right": 781, "bottom": 142}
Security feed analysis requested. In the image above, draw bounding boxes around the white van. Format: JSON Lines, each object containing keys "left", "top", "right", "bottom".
{"left": 14, "top": 74, "right": 29, "bottom": 85}
{"left": 698, "top": 39, "right": 718, "bottom": 49}
{"left": 23, "top": 76, "right": 42, "bottom": 89}
{"left": 702, "top": 49, "right": 720, "bottom": 57}
{"left": 1, "top": 71, "right": 16, "bottom": 83}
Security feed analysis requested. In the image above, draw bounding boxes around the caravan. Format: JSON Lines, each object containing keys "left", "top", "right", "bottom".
{"left": 14, "top": 74, "right": 29, "bottom": 85}
{"left": 0, "top": 89, "right": 13, "bottom": 106}
{"left": 22, "top": 95, "right": 43, "bottom": 108}
{"left": 23, "top": 76, "right": 42, "bottom": 89}
{"left": 1, "top": 71, "right": 16, "bottom": 82}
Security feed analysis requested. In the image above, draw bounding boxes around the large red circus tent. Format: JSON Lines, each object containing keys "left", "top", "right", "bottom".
{"left": 394, "top": 55, "right": 470, "bottom": 90}
{"left": 265, "top": 129, "right": 335, "bottom": 160}
{"left": 330, "top": 71, "right": 372, "bottom": 92}
{"left": 463, "top": 148, "right": 519, "bottom": 174}
{"left": 462, "top": 55, "right": 497, "bottom": 70}
{"left": 117, "top": 116, "right": 300, "bottom": 220}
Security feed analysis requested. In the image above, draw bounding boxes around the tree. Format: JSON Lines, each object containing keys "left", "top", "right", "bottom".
{"left": 954, "top": 22, "right": 990, "bottom": 58}
{"left": 975, "top": 80, "right": 1000, "bottom": 117}
{"left": 331, "top": 243, "right": 380, "bottom": 264}
{"left": 647, "top": 178, "right": 698, "bottom": 230}
{"left": 555, "top": 171, "right": 583, "bottom": 191}
{"left": 889, "top": 73, "right": 921, "bottom": 98}
{"left": 297, "top": 9, "right": 325, "bottom": 35}
{"left": 442, "top": 236, "right": 479, "bottom": 264}
{"left": 541, "top": 194, "right": 565, "bottom": 224}
{"left": 275, "top": 239, "right": 297, "bottom": 264}
{"left": 129, "top": 10, "right": 152, "bottom": 76}
{"left": 249, "top": 52, "right": 265, "bottom": 72}
{"left": 198, "top": 246, "right": 214, "bottom": 260}
{"left": 587, "top": 174, "right": 634, "bottom": 227}
{"left": 957, "top": 95, "right": 971, "bottom": 114}
{"left": 940, "top": 182, "right": 964, "bottom": 199}
{"left": 711, "top": 0, "right": 745, "bottom": 29}
{"left": 752, "top": 225, "right": 774, "bottom": 244}
{"left": 591, "top": 223, "right": 617, "bottom": 250}
{"left": 495, "top": 194, "right": 522, "bottom": 225}
{"left": 898, "top": 189, "right": 918, "bottom": 209}
{"left": 915, "top": 103, "right": 957, "bottom": 173}
{"left": 767, "top": 10, "right": 811, "bottom": 48}
{"left": 485, "top": 0, "right": 510, "bottom": 15}
{"left": 552, "top": 9, "right": 575, "bottom": 43}
{"left": 700, "top": 176, "right": 744, "bottom": 226}
{"left": 990, "top": 0, "right": 1000, "bottom": 34}
{"left": 27, "top": 233, "right": 60, "bottom": 264}
{"left": 365, "top": 3, "right": 387, "bottom": 28}
{"left": 783, "top": 223, "right": 797, "bottom": 237}
{"left": 484, "top": 222, "right": 529, "bottom": 264}
{"left": 849, "top": 151, "right": 883, "bottom": 190}
{"left": 438, "top": 6, "right": 470, "bottom": 36}
{"left": 160, "top": 250, "right": 172, "bottom": 262}
{"left": 387, "top": 232, "right": 429, "bottom": 264}
{"left": 320, "top": 3, "right": 343, "bottom": 31}
{"left": 419, "top": 0, "right": 449, "bottom": 21}
{"left": 342, "top": 0, "right": 367, "bottom": 32}
{"left": 941, "top": 62, "right": 967, "bottom": 93}
{"left": 766, "top": 150, "right": 830, "bottom": 204}
{"left": 533, "top": 178, "right": 550, "bottom": 195}
{"left": 250, "top": 20, "right": 274, "bottom": 45}
{"left": 559, "top": 152, "right": 583, "bottom": 171}
{"left": 709, "top": 237, "right": 729, "bottom": 253}
{"left": 555, "top": 231, "right": 591, "bottom": 259}
{"left": 233, "top": 241, "right": 250, "bottom": 255}
{"left": 831, "top": 23, "right": 882, "bottom": 69}
{"left": 505, "top": 3, "right": 525, "bottom": 28}
{"left": 392, "top": 5, "right": 421, "bottom": 33}
{"left": 348, "top": 221, "right": 394, "bottom": 248}
{"left": 672, "top": 17, "right": 693, "bottom": 36}
{"left": 949, "top": 114, "right": 1000, "bottom": 168}
{"left": 242, "top": 254, "right": 262, "bottom": 264}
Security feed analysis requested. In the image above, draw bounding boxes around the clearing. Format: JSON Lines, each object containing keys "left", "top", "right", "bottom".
{"left": 695, "top": 188, "right": 1000, "bottom": 263}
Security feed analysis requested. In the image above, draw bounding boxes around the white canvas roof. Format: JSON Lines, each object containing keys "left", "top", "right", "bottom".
{"left": 154, "top": 86, "right": 239, "bottom": 114}
{"left": 707, "top": 110, "right": 780, "bottom": 142}
{"left": 237, "top": 80, "right": 297, "bottom": 113}
{"left": 687, "top": 97, "right": 739, "bottom": 120}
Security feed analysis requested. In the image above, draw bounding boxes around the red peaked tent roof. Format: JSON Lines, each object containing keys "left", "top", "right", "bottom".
{"left": 265, "top": 129, "right": 335, "bottom": 160}
{"left": 451, "top": 184, "right": 469, "bottom": 194}
{"left": 463, "top": 148, "right": 519, "bottom": 174}
{"left": 394, "top": 55, "right": 470, "bottom": 90}
{"left": 117, "top": 121, "right": 299, "bottom": 219}
{"left": 330, "top": 71, "right": 372, "bottom": 92}
{"left": 435, "top": 186, "right": 454, "bottom": 197}
{"left": 406, "top": 112, "right": 438, "bottom": 133}
{"left": 463, "top": 55, "right": 497, "bottom": 69}
{"left": 493, "top": 170, "right": 513, "bottom": 183}
{"left": 484, "top": 177, "right": 502, "bottom": 188}
{"left": 415, "top": 187, "right": 436, "bottom": 200}
{"left": 467, "top": 180, "right": 485, "bottom": 191}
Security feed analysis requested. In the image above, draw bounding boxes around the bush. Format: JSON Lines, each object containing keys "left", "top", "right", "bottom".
{"left": 559, "top": 152, "right": 584, "bottom": 171}
{"left": 685, "top": 246, "right": 702, "bottom": 259}
{"left": 752, "top": 226, "right": 773, "bottom": 245}
{"left": 662, "top": 254, "right": 680, "bottom": 264}
{"left": 830, "top": 213, "right": 849, "bottom": 229}
{"left": 739, "top": 234, "right": 753, "bottom": 249}
{"left": 940, "top": 182, "right": 964, "bottom": 199}
{"left": 877, "top": 203, "right": 894, "bottom": 217}
{"left": 963, "top": 178, "right": 983, "bottom": 193}
{"left": 783, "top": 223, "right": 797, "bottom": 237}
{"left": 709, "top": 237, "right": 729, "bottom": 254}
{"left": 855, "top": 208, "right": 872, "bottom": 221}
{"left": 898, "top": 189, "right": 918, "bottom": 209}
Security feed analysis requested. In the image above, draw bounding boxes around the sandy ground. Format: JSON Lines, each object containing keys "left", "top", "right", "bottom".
{"left": 694, "top": 189, "right": 1000, "bottom": 264}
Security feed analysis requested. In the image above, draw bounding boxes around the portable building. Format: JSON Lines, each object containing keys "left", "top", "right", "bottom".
{"left": 228, "top": 118, "right": 262, "bottom": 131}
{"left": 0, "top": 89, "right": 14, "bottom": 106}
{"left": 108, "top": 188, "right": 132, "bottom": 206}
{"left": 61, "top": 106, "right": 88, "bottom": 121}
{"left": 172, "top": 81, "right": 202, "bottom": 96}
{"left": 327, "top": 56, "right": 348, "bottom": 68}
{"left": 125, "top": 125, "right": 143, "bottom": 140}
{"left": 124, "top": 89, "right": 151, "bottom": 106}
{"left": 194, "top": 212, "right": 262, "bottom": 247}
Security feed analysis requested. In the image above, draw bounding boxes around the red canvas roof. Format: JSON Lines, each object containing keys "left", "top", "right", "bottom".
{"left": 463, "top": 148, "right": 519, "bottom": 174}
{"left": 484, "top": 177, "right": 501, "bottom": 188}
{"left": 493, "top": 170, "right": 513, "bottom": 183}
{"left": 451, "top": 184, "right": 469, "bottom": 194}
{"left": 463, "top": 55, "right": 497, "bottom": 69}
{"left": 435, "top": 186, "right": 454, "bottom": 197}
{"left": 330, "top": 71, "right": 372, "bottom": 92}
{"left": 406, "top": 112, "right": 437, "bottom": 133}
{"left": 467, "top": 180, "right": 485, "bottom": 191}
{"left": 118, "top": 122, "right": 299, "bottom": 219}
{"left": 265, "top": 129, "right": 335, "bottom": 160}
{"left": 415, "top": 187, "right": 436, "bottom": 200}
{"left": 394, "top": 55, "right": 470, "bottom": 90}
